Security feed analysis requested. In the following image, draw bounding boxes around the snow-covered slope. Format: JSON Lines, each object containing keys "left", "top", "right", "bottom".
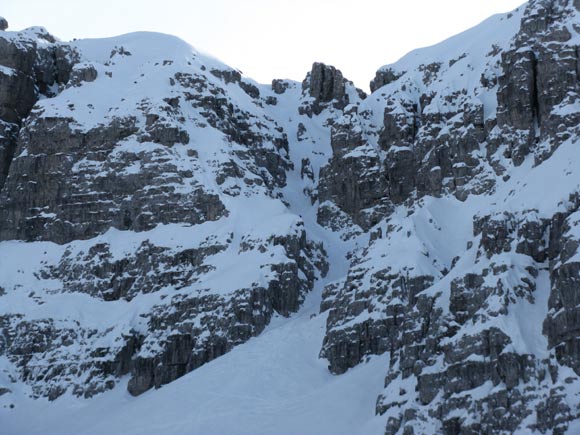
{"left": 3, "top": 289, "right": 388, "bottom": 435}
{"left": 0, "top": 21, "right": 333, "bottom": 400}
{"left": 2, "top": 0, "right": 580, "bottom": 433}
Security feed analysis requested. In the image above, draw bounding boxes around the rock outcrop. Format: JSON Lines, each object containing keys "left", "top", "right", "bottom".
{"left": 0, "top": 29, "right": 328, "bottom": 401}
{"left": 316, "top": 1, "right": 580, "bottom": 433}
{"left": 299, "top": 62, "right": 366, "bottom": 117}
{"left": 0, "top": 26, "right": 76, "bottom": 192}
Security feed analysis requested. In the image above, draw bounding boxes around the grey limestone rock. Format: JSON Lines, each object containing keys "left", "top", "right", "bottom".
{"left": 308, "top": 62, "right": 346, "bottom": 104}
{"left": 0, "top": 28, "right": 77, "bottom": 196}
{"left": 318, "top": 141, "right": 387, "bottom": 231}
{"left": 370, "top": 67, "right": 404, "bottom": 93}
{"left": 495, "top": 0, "right": 580, "bottom": 165}
{"left": 271, "top": 78, "right": 289, "bottom": 94}
{"left": 299, "top": 62, "right": 364, "bottom": 116}
{"left": 0, "top": 114, "right": 229, "bottom": 244}
{"left": 66, "top": 63, "right": 98, "bottom": 88}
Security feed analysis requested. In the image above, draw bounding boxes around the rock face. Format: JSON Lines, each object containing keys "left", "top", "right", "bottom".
{"left": 315, "top": 1, "right": 580, "bottom": 433}
{"left": 495, "top": 0, "right": 580, "bottom": 165}
{"left": 317, "top": 107, "right": 389, "bottom": 231}
{"left": 0, "top": 27, "right": 76, "bottom": 192}
{"left": 0, "top": 114, "right": 227, "bottom": 244}
{"left": 2, "top": 1, "right": 580, "bottom": 433}
{"left": 544, "top": 203, "right": 580, "bottom": 376}
{"left": 0, "top": 29, "right": 328, "bottom": 401}
{"left": 299, "top": 62, "right": 366, "bottom": 117}
{"left": 308, "top": 62, "right": 346, "bottom": 104}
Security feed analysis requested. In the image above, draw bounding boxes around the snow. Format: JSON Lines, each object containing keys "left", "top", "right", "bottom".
{"left": 382, "top": 8, "right": 524, "bottom": 76}
{"left": 0, "top": 16, "right": 380, "bottom": 434}
{"left": 489, "top": 138, "right": 580, "bottom": 217}
{"left": 2, "top": 291, "right": 387, "bottom": 435}
{"left": 32, "top": 31, "right": 242, "bottom": 132}
{"left": 364, "top": 3, "right": 526, "bottom": 132}
{"left": 0, "top": 64, "right": 15, "bottom": 76}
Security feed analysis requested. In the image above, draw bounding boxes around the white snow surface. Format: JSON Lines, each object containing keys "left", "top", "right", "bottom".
{"left": 2, "top": 293, "right": 387, "bottom": 435}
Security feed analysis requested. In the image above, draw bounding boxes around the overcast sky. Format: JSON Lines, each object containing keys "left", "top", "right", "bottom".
{"left": 4, "top": 0, "right": 526, "bottom": 90}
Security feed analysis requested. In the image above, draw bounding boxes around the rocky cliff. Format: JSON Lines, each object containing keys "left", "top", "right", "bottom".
{"left": 2, "top": 1, "right": 580, "bottom": 434}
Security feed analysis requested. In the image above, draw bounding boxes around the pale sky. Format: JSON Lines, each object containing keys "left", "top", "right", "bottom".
{"left": 4, "top": 0, "right": 526, "bottom": 90}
